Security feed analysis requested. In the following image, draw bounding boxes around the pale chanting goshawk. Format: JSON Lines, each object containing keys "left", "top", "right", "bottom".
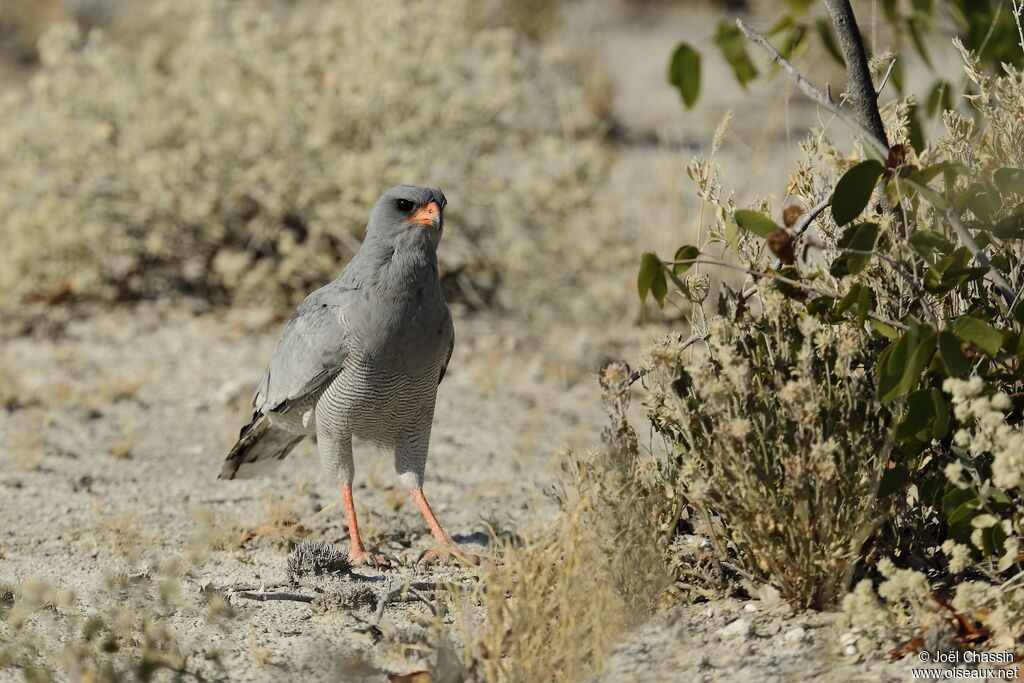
{"left": 219, "top": 185, "right": 474, "bottom": 566}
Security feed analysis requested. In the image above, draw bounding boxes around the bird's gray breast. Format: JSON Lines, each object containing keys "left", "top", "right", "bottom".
{"left": 314, "top": 286, "right": 450, "bottom": 445}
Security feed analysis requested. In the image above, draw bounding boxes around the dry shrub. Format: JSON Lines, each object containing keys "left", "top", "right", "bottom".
{"left": 0, "top": 0, "right": 617, "bottom": 319}
{"left": 642, "top": 291, "right": 896, "bottom": 609}
{"left": 456, "top": 370, "right": 674, "bottom": 682}
{"left": 0, "top": 562, "right": 228, "bottom": 681}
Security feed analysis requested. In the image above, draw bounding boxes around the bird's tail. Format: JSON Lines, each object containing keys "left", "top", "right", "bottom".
{"left": 218, "top": 413, "right": 305, "bottom": 480}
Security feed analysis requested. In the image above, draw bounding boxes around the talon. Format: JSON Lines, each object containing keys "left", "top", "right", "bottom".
{"left": 418, "top": 547, "right": 480, "bottom": 567}
{"left": 349, "top": 550, "right": 392, "bottom": 568}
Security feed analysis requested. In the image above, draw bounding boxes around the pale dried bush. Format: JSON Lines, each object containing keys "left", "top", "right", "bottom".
{"left": 641, "top": 292, "right": 895, "bottom": 609}
{"left": 630, "top": 23, "right": 1024, "bottom": 647}
{"left": 0, "top": 0, "right": 617, "bottom": 319}
{"left": 454, "top": 372, "right": 674, "bottom": 682}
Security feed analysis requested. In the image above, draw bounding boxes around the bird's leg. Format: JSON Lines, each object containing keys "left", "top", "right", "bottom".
{"left": 411, "top": 488, "right": 479, "bottom": 566}
{"left": 341, "top": 484, "right": 390, "bottom": 568}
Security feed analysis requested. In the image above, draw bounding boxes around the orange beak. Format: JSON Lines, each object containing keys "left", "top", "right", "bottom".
{"left": 403, "top": 201, "right": 441, "bottom": 227}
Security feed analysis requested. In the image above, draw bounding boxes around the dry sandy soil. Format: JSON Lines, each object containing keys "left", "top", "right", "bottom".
{"left": 0, "top": 1, "right": 975, "bottom": 681}
{"left": 0, "top": 303, "right": 926, "bottom": 682}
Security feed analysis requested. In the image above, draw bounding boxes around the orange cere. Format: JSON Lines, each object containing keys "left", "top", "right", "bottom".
{"left": 403, "top": 201, "right": 440, "bottom": 226}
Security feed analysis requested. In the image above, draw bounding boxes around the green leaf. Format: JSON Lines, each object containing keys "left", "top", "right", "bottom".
{"left": 836, "top": 283, "right": 862, "bottom": 314}
{"left": 668, "top": 43, "right": 701, "bottom": 109}
{"left": 651, "top": 269, "right": 667, "bottom": 307}
{"left": 832, "top": 160, "right": 884, "bottom": 225}
{"left": 994, "top": 167, "right": 1024, "bottom": 196}
{"left": 906, "top": 17, "right": 933, "bottom": 69}
{"left": 783, "top": 0, "right": 815, "bottom": 12}
{"left": 943, "top": 486, "right": 976, "bottom": 518}
{"left": 955, "top": 183, "right": 997, "bottom": 222}
{"left": 910, "top": 161, "right": 967, "bottom": 187}
{"left": 725, "top": 218, "right": 739, "bottom": 251}
{"left": 814, "top": 18, "right": 844, "bottom": 66}
{"left": 881, "top": 0, "right": 899, "bottom": 23}
{"left": 779, "top": 25, "right": 808, "bottom": 61}
{"left": 895, "top": 388, "right": 937, "bottom": 441}
{"left": 638, "top": 252, "right": 661, "bottom": 303}
{"left": 908, "top": 230, "right": 954, "bottom": 258}
{"left": 856, "top": 285, "right": 875, "bottom": 328}
{"left": 938, "top": 330, "right": 972, "bottom": 376}
{"left": 905, "top": 176, "right": 950, "bottom": 212}
{"left": 715, "top": 22, "right": 759, "bottom": 87}
{"left": 947, "top": 499, "right": 981, "bottom": 525}
{"left": 869, "top": 318, "right": 899, "bottom": 339}
{"left": 951, "top": 316, "right": 1003, "bottom": 355}
{"left": 993, "top": 209, "right": 1024, "bottom": 239}
{"left": 923, "top": 248, "right": 970, "bottom": 295}
{"left": 734, "top": 210, "right": 780, "bottom": 238}
{"left": 672, "top": 245, "right": 700, "bottom": 276}
{"left": 878, "top": 464, "right": 910, "bottom": 498}
{"left": 908, "top": 104, "right": 925, "bottom": 153}
{"left": 831, "top": 222, "right": 879, "bottom": 276}
{"left": 877, "top": 324, "right": 937, "bottom": 402}
{"left": 930, "top": 388, "right": 950, "bottom": 439}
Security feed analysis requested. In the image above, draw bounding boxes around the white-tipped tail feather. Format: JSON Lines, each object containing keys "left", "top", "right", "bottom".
{"left": 219, "top": 413, "right": 305, "bottom": 480}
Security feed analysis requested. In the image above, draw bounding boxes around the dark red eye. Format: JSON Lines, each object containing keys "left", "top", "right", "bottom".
{"left": 395, "top": 198, "right": 414, "bottom": 212}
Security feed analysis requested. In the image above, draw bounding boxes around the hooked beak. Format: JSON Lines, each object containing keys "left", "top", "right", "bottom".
{"left": 403, "top": 201, "right": 441, "bottom": 228}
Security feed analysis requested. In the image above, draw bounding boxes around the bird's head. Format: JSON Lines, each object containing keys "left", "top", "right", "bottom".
{"left": 367, "top": 185, "right": 447, "bottom": 249}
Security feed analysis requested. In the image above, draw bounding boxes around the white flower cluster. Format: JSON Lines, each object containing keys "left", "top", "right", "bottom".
{"left": 943, "top": 377, "right": 1024, "bottom": 491}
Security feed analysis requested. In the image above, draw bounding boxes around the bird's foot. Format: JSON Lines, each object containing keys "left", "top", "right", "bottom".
{"left": 417, "top": 546, "right": 479, "bottom": 567}
{"left": 348, "top": 549, "right": 392, "bottom": 569}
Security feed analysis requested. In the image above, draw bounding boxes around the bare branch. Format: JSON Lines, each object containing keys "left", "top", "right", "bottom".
{"left": 235, "top": 591, "right": 315, "bottom": 603}
{"left": 374, "top": 582, "right": 451, "bottom": 621}
{"left": 875, "top": 59, "right": 898, "bottom": 98}
{"left": 1013, "top": 0, "right": 1024, "bottom": 55}
{"left": 794, "top": 198, "right": 831, "bottom": 236}
{"left": 740, "top": 12, "right": 1015, "bottom": 314}
{"left": 735, "top": 19, "right": 888, "bottom": 156}
{"left": 664, "top": 257, "right": 909, "bottom": 330}
{"left": 938, "top": 207, "right": 1016, "bottom": 311}
{"left": 821, "top": 0, "right": 890, "bottom": 147}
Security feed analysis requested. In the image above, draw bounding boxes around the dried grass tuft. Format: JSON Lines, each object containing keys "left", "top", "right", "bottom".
{"left": 287, "top": 539, "right": 351, "bottom": 580}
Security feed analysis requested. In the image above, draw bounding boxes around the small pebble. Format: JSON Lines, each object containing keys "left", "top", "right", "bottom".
{"left": 718, "top": 618, "right": 752, "bottom": 637}
{"left": 783, "top": 626, "right": 807, "bottom": 644}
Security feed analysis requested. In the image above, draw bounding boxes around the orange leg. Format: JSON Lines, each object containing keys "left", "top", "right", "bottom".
{"left": 411, "top": 488, "right": 479, "bottom": 566}
{"left": 342, "top": 484, "right": 389, "bottom": 567}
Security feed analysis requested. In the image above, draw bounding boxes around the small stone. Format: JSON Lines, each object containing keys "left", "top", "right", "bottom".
{"left": 783, "top": 626, "right": 807, "bottom": 644}
{"left": 718, "top": 618, "right": 752, "bottom": 637}
{"left": 844, "top": 644, "right": 858, "bottom": 656}
{"left": 743, "top": 602, "right": 759, "bottom": 612}
{"left": 756, "top": 584, "right": 784, "bottom": 609}
{"left": 838, "top": 629, "right": 862, "bottom": 647}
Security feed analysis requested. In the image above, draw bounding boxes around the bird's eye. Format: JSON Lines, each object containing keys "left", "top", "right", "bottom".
{"left": 395, "top": 199, "right": 414, "bottom": 212}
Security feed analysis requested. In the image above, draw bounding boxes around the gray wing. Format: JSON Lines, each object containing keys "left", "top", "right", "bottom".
{"left": 438, "top": 308, "right": 454, "bottom": 384}
{"left": 252, "top": 283, "right": 357, "bottom": 415}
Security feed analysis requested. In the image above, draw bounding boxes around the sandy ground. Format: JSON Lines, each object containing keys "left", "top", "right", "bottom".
{"left": 0, "top": 302, "right": 611, "bottom": 679}
{"left": 0, "top": 305, "right": 940, "bottom": 681}
{"left": 0, "top": 1, "right": 977, "bottom": 681}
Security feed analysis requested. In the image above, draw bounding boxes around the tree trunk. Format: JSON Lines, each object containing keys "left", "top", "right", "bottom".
{"left": 821, "top": 0, "right": 889, "bottom": 149}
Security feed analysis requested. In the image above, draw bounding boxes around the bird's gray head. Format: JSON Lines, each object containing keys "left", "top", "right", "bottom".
{"left": 366, "top": 185, "right": 447, "bottom": 250}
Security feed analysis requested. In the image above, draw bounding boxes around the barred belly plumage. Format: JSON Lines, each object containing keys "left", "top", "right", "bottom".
{"left": 275, "top": 348, "right": 444, "bottom": 449}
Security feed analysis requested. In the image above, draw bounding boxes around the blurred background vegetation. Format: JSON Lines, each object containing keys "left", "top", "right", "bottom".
{"left": 5, "top": 0, "right": 1024, "bottom": 677}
